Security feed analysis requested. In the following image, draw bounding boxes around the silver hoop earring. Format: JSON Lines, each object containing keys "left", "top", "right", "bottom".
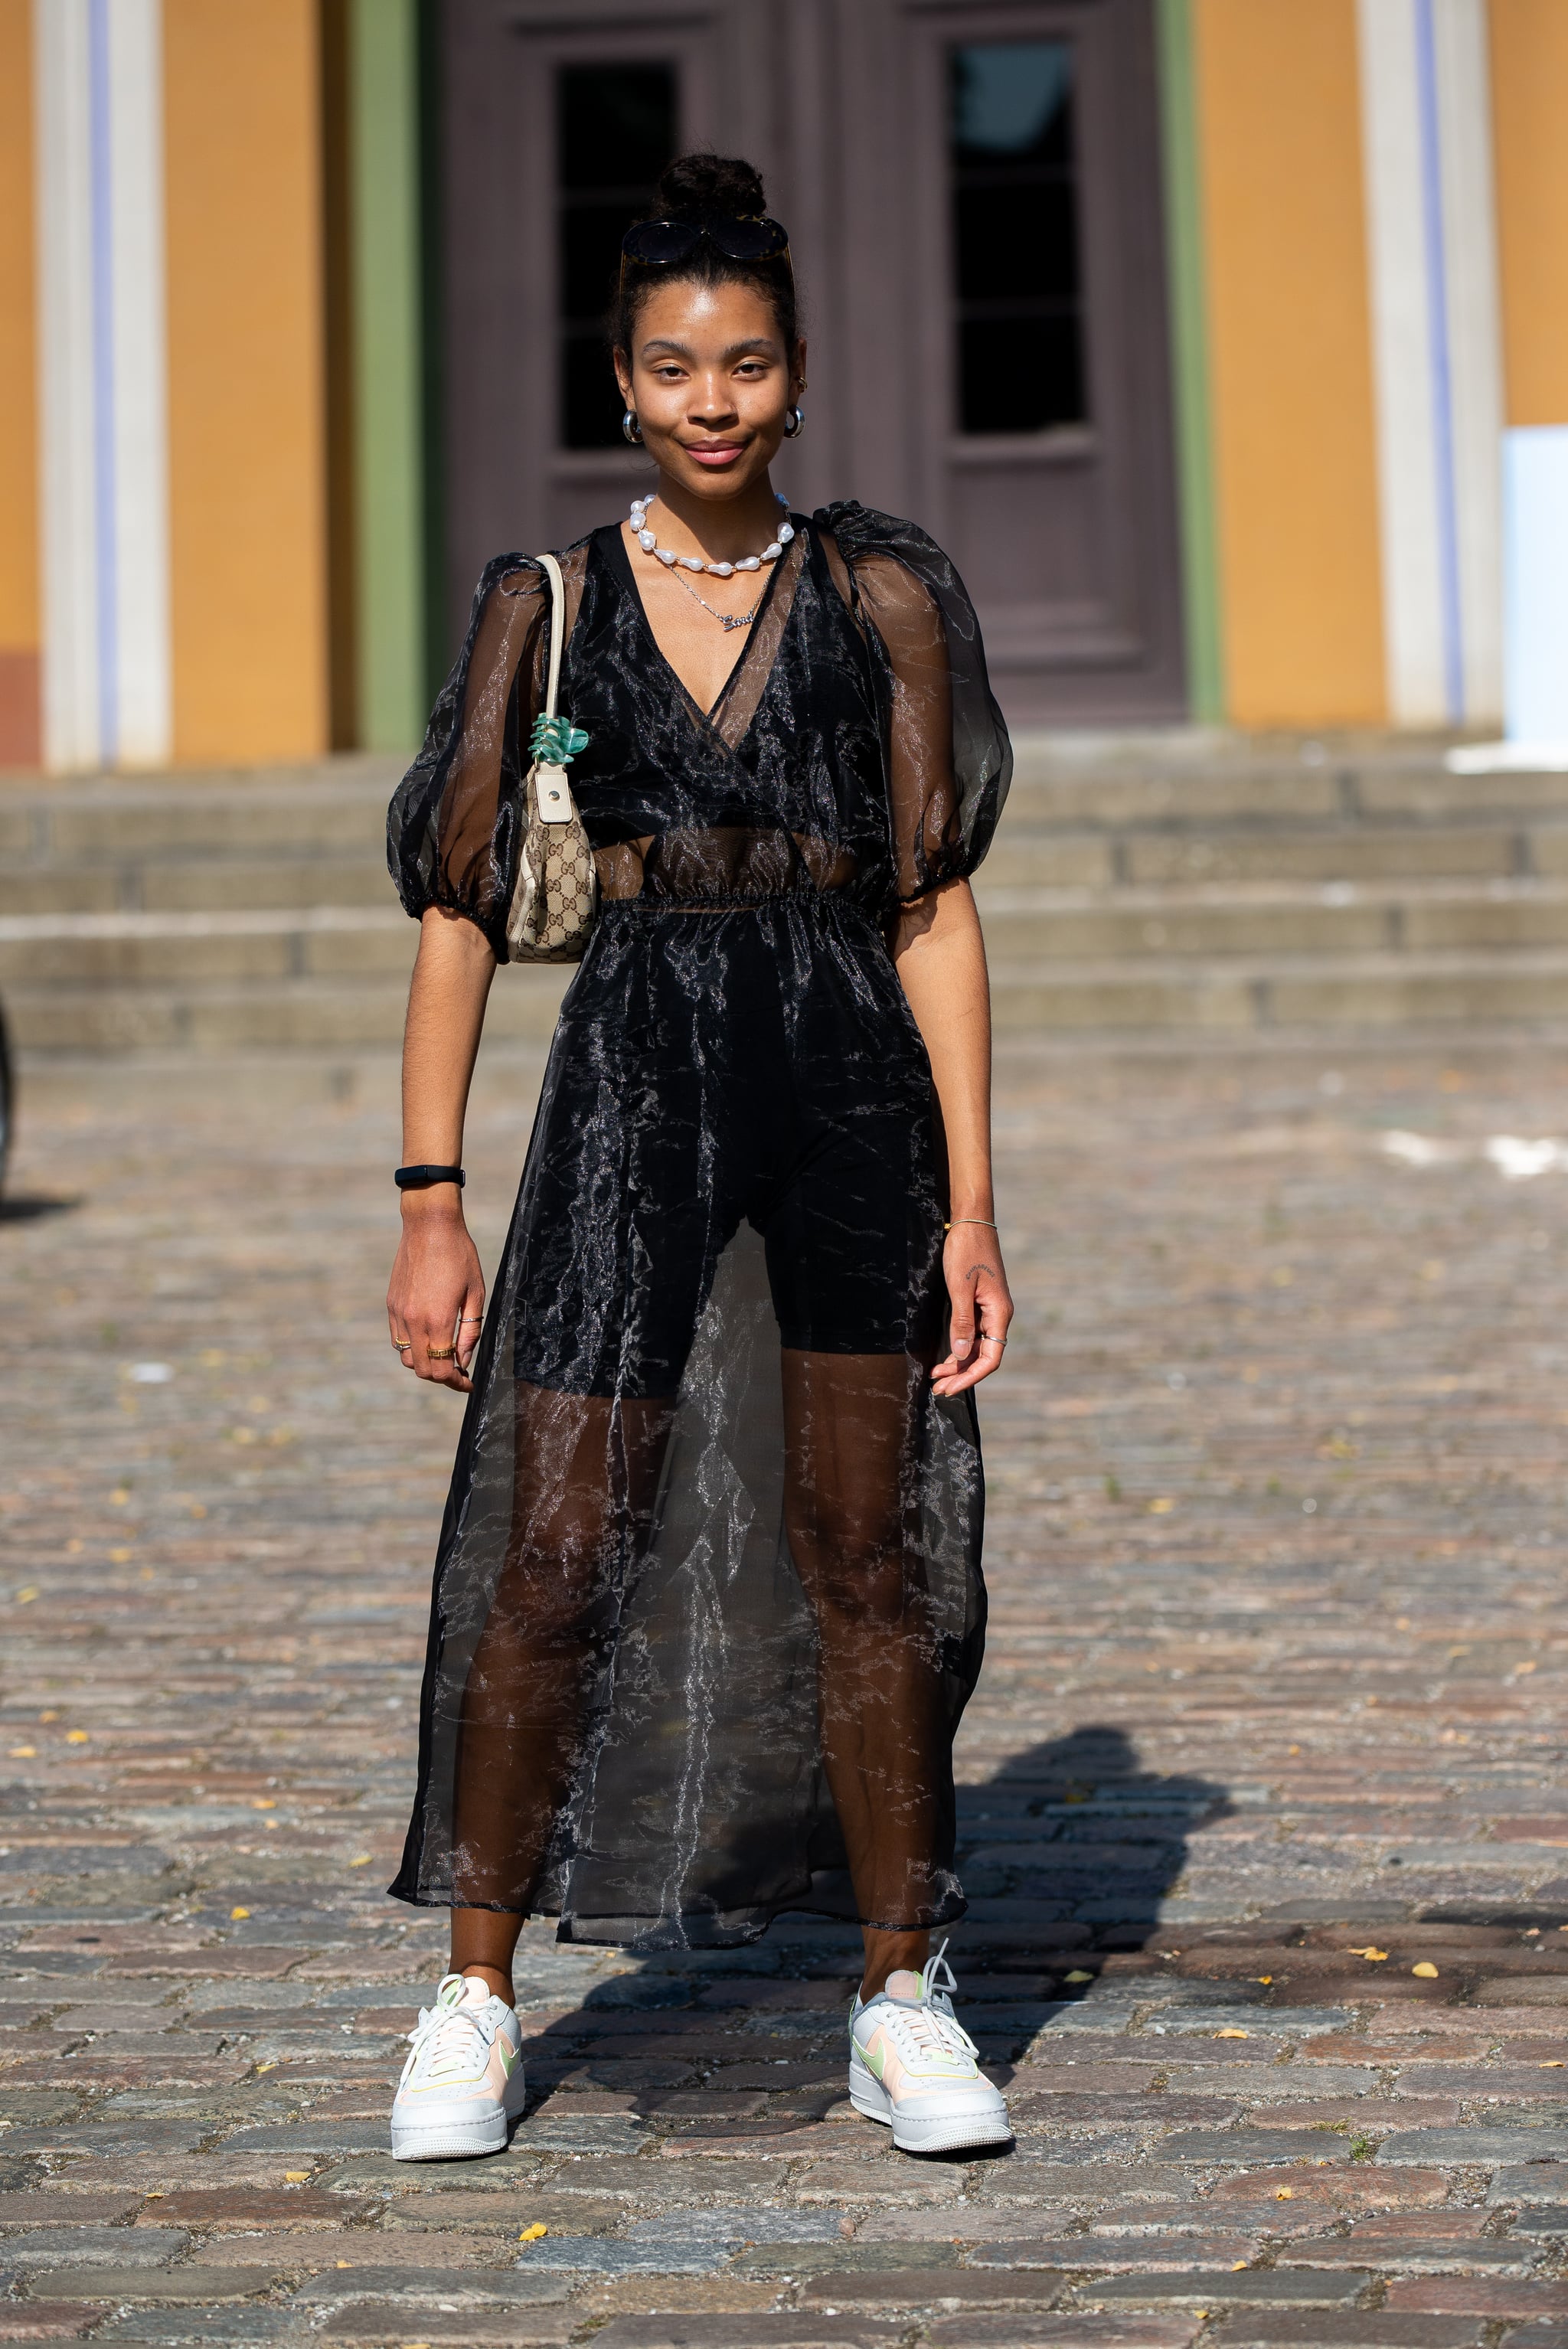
{"left": 782, "top": 405, "right": 805, "bottom": 439}
{"left": 621, "top": 410, "right": 643, "bottom": 446}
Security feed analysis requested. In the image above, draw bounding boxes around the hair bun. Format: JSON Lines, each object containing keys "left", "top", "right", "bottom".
{"left": 654, "top": 152, "right": 768, "bottom": 221}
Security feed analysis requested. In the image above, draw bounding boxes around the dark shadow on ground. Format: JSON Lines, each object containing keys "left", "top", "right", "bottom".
{"left": 0, "top": 1194, "right": 83, "bottom": 1224}
{"left": 502, "top": 1726, "right": 1230, "bottom": 2158}
{"left": 952, "top": 1723, "right": 1233, "bottom": 1962}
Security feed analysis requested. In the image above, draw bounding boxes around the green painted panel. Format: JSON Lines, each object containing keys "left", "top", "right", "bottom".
{"left": 1155, "top": 0, "right": 1225, "bottom": 725}
{"left": 349, "top": 0, "right": 426, "bottom": 751}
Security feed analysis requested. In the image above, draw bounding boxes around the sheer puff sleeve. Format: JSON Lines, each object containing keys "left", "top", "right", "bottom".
{"left": 817, "top": 501, "right": 1012, "bottom": 906}
{"left": 386, "top": 556, "right": 551, "bottom": 957}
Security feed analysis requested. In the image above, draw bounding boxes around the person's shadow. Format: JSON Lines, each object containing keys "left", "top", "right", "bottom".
{"left": 950, "top": 1720, "right": 1232, "bottom": 1963}
{"left": 511, "top": 1724, "right": 1230, "bottom": 2150}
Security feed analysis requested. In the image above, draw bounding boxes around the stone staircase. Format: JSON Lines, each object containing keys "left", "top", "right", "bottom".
{"left": 8, "top": 736, "right": 1568, "bottom": 1056}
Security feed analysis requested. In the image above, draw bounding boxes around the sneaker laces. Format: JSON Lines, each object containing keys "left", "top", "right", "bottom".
{"left": 403, "top": 1974, "right": 499, "bottom": 2087}
{"left": 865, "top": 1942, "right": 978, "bottom": 2067}
{"left": 921, "top": 1937, "right": 959, "bottom": 2010}
{"left": 879, "top": 1998, "right": 978, "bottom": 2067}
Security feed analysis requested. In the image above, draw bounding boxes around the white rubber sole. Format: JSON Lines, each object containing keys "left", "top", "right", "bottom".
{"left": 390, "top": 2066, "right": 527, "bottom": 2161}
{"left": 848, "top": 2055, "right": 1012, "bottom": 2155}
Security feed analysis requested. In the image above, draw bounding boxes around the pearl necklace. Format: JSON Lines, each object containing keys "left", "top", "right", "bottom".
{"left": 629, "top": 492, "right": 794, "bottom": 577}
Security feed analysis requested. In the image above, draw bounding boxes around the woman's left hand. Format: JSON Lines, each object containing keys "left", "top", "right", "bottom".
{"left": 932, "top": 1224, "right": 1013, "bottom": 1397}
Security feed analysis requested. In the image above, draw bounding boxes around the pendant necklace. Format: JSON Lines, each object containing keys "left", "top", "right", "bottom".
{"left": 629, "top": 492, "right": 793, "bottom": 631}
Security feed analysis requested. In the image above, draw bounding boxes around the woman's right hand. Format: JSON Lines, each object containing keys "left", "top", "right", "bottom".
{"left": 387, "top": 1196, "right": 486, "bottom": 1392}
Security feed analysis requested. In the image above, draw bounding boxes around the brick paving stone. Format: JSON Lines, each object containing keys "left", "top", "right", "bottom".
{"left": 287, "top": 2264, "right": 569, "bottom": 2305}
{"left": 1084, "top": 2271, "right": 1372, "bottom": 2305}
{"left": 15, "top": 1035, "right": 1568, "bottom": 2340}
{"left": 1207, "top": 2322, "right": 1484, "bottom": 2348}
{"left": 0, "top": 2315, "right": 105, "bottom": 2342}
{"left": 799, "top": 2269, "right": 1070, "bottom": 2305}
{"left": 3, "top": 2224, "right": 188, "bottom": 2266}
{"left": 1387, "top": 2276, "right": 1568, "bottom": 2314}
{"left": 317, "top": 2317, "right": 577, "bottom": 2346}
{"left": 90, "top": 2318, "right": 304, "bottom": 2344}
{"left": 28, "top": 2263, "right": 283, "bottom": 2302}
{"left": 926, "top": 2327, "right": 1200, "bottom": 2349}
{"left": 587, "top": 2321, "right": 903, "bottom": 2347}
{"left": 0, "top": 2196, "right": 139, "bottom": 2226}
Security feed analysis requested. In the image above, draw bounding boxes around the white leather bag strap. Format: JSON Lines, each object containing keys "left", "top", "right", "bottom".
{"left": 532, "top": 551, "right": 573, "bottom": 822}
{"left": 539, "top": 551, "right": 565, "bottom": 724}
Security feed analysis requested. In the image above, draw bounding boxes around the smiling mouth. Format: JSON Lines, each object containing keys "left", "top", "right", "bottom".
{"left": 685, "top": 441, "right": 745, "bottom": 465}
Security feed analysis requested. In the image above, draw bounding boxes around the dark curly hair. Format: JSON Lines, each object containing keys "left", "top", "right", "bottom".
{"left": 608, "top": 152, "right": 800, "bottom": 359}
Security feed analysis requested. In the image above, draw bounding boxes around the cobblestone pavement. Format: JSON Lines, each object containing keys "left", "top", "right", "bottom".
{"left": 5, "top": 1032, "right": 1568, "bottom": 2348}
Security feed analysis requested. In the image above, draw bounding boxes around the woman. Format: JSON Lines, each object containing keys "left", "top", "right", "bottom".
{"left": 383, "top": 153, "right": 1014, "bottom": 2161}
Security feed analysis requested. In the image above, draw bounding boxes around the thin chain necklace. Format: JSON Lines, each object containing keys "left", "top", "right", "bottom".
{"left": 668, "top": 565, "right": 760, "bottom": 632}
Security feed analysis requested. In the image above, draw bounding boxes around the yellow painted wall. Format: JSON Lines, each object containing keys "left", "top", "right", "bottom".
{"left": 1489, "top": 0, "right": 1568, "bottom": 428}
{"left": 1192, "top": 0, "right": 1387, "bottom": 727}
{"left": 0, "top": 0, "right": 39, "bottom": 766}
{"left": 164, "top": 0, "right": 328, "bottom": 763}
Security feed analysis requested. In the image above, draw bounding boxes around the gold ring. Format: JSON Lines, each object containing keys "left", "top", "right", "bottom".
{"left": 390, "top": 1337, "right": 413, "bottom": 1351}
{"left": 426, "top": 1344, "right": 458, "bottom": 1361}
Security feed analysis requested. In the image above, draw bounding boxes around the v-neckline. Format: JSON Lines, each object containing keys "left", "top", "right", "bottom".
{"left": 603, "top": 518, "right": 802, "bottom": 745}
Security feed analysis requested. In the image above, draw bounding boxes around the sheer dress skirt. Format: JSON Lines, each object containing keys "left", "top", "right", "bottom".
{"left": 387, "top": 505, "right": 1009, "bottom": 1947}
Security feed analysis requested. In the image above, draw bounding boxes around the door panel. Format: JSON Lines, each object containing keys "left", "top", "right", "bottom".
{"left": 906, "top": 0, "right": 1184, "bottom": 718}
{"left": 437, "top": 0, "right": 1185, "bottom": 720}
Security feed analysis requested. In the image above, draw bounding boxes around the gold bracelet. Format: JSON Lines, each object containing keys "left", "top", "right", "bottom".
{"left": 944, "top": 1217, "right": 998, "bottom": 1230}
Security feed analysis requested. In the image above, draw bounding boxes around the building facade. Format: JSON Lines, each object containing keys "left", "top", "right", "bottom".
{"left": 2, "top": 0, "right": 1566, "bottom": 772}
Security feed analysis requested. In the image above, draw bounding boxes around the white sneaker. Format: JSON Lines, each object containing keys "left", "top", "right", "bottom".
{"left": 848, "top": 1940, "right": 1011, "bottom": 2155}
{"left": 390, "top": 1972, "right": 527, "bottom": 2161}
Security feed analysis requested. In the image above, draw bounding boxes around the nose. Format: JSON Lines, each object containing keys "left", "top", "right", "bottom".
{"left": 690, "top": 374, "right": 738, "bottom": 423}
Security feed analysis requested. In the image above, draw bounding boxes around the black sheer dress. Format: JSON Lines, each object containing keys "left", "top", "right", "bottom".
{"left": 387, "top": 503, "right": 1011, "bottom": 1948}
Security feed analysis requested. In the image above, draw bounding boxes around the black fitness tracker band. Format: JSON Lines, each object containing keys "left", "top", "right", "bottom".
{"left": 394, "top": 1165, "right": 466, "bottom": 1190}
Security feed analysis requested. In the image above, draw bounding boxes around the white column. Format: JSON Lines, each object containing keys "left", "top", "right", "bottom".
{"left": 33, "top": 0, "right": 170, "bottom": 773}
{"left": 1356, "top": 0, "right": 1503, "bottom": 728}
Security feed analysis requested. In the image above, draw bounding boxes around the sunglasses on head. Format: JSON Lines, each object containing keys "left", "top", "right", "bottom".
{"left": 620, "top": 214, "right": 792, "bottom": 270}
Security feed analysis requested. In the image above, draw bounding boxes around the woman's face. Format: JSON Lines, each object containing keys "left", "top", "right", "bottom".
{"left": 615, "top": 279, "right": 805, "bottom": 503}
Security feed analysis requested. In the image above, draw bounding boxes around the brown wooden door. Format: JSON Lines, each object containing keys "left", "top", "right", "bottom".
{"left": 437, "top": 0, "right": 1185, "bottom": 722}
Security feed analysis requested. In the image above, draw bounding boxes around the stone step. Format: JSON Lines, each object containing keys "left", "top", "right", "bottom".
{"left": 8, "top": 743, "right": 1568, "bottom": 1044}
{"left": 5, "top": 967, "right": 569, "bottom": 1054}
{"left": 1004, "top": 750, "right": 1568, "bottom": 829}
{"left": 5, "top": 745, "right": 1568, "bottom": 862}
{"left": 12, "top": 880, "right": 1568, "bottom": 995}
{"left": 0, "top": 853, "right": 394, "bottom": 918}
{"left": 0, "top": 763, "right": 395, "bottom": 867}
{"left": 984, "top": 946, "right": 1568, "bottom": 1031}
{"left": 972, "top": 877, "right": 1568, "bottom": 959}
{"left": 0, "top": 906, "right": 416, "bottom": 989}
{"left": 13, "top": 814, "right": 1568, "bottom": 909}
{"left": 13, "top": 944, "right": 1568, "bottom": 1051}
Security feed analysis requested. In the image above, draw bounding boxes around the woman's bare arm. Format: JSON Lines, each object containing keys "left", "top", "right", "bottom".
{"left": 891, "top": 876, "right": 1012, "bottom": 1397}
{"left": 386, "top": 907, "right": 498, "bottom": 1392}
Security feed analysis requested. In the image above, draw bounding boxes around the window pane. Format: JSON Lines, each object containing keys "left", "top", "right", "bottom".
{"left": 958, "top": 317, "right": 1085, "bottom": 437}
{"left": 954, "top": 181, "right": 1080, "bottom": 305}
{"left": 949, "top": 41, "right": 1086, "bottom": 434}
{"left": 557, "top": 64, "right": 677, "bottom": 449}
